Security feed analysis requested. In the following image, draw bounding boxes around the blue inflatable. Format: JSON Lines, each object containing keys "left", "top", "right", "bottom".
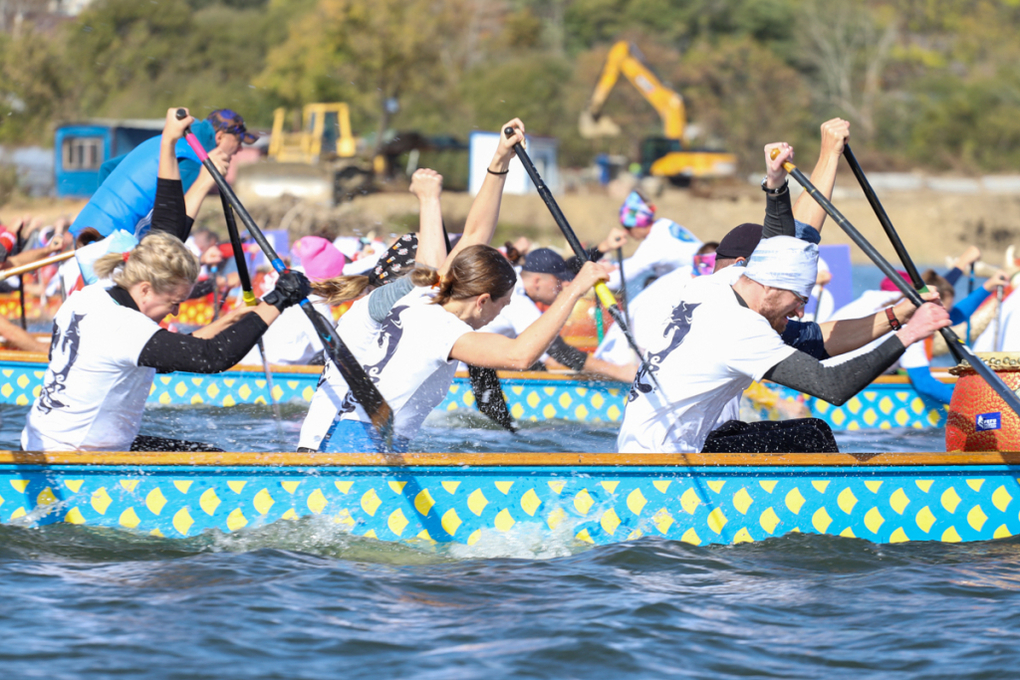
{"left": 70, "top": 121, "right": 218, "bottom": 238}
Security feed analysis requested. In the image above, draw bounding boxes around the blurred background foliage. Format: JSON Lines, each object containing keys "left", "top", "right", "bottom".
{"left": 1, "top": 0, "right": 1020, "bottom": 173}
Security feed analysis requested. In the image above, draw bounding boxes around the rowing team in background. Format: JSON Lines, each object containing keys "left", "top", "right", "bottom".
{"left": 9, "top": 107, "right": 1015, "bottom": 453}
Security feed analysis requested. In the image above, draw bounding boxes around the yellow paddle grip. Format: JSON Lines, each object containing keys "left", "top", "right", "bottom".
{"left": 768, "top": 147, "right": 797, "bottom": 173}
{"left": 594, "top": 281, "right": 617, "bottom": 309}
{"left": 242, "top": 290, "right": 258, "bottom": 307}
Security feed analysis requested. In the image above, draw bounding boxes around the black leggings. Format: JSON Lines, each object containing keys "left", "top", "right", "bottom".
{"left": 701, "top": 418, "right": 839, "bottom": 453}
{"left": 131, "top": 435, "right": 224, "bottom": 453}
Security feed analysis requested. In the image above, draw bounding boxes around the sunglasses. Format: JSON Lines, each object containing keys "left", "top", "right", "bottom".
{"left": 791, "top": 290, "right": 809, "bottom": 309}
{"left": 213, "top": 109, "right": 258, "bottom": 144}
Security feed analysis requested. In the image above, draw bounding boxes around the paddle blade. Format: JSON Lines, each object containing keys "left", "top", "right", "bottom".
{"left": 467, "top": 365, "right": 518, "bottom": 433}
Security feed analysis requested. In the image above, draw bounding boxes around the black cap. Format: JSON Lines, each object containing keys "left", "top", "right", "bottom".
{"left": 522, "top": 248, "right": 575, "bottom": 281}
{"left": 715, "top": 223, "right": 763, "bottom": 260}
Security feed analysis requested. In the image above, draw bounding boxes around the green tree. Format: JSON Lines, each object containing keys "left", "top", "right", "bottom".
{"left": 258, "top": 0, "right": 466, "bottom": 155}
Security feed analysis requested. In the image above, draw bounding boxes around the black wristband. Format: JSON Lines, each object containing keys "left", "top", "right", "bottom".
{"left": 487, "top": 167, "right": 509, "bottom": 175}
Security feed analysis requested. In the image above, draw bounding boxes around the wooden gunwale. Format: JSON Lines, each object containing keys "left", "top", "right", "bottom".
{"left": 0, "top": 350, "right": 956, "bottom": 384}
{"left": 1, "top": 450, "right": 1015, "bottom": 468}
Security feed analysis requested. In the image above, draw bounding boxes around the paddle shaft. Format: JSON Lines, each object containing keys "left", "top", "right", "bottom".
{"left": 0, "top": 250, "right": 74, "bottom": 282}
{"left": 220, "top": 192, "right": 281, "bottom": 420}
{"left": 843, "top": 145, "right": 964, "bottom": 361}
{"left": 967, "top": 263, "right": 975, "bottom": 344}
{"left": 503, "top": 127, "right": 658, "bottom": 388}
{"left": 781, "top": 155, "right": 1020, "bottom": 418}
{"left": 179, "top": 114, "right": 393, "bottom": 439}
{"left": 16, "top": 232, "right": 25, "bottom": 330}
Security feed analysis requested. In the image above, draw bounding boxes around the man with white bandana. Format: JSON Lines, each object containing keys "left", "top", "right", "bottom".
{"left": 617, "top": 144, "right": 952, "bottom": 454}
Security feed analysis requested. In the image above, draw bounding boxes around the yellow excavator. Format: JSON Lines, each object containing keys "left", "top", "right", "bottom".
{"left": 580, "top": 41, "right": 737, "bottom": 183}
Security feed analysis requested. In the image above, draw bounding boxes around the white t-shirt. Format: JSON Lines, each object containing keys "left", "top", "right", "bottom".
{"left": 616, "top": 267, "right": 796, "bottom": 453}
{"left": 974, "top": 289, "right": 1018, "bottom": 352}
{"left": 331, "top": 286, "right": 474, "bottom": 441}
{"left": 595, "top": 265, "right": 694, "bottom": 365}
{"left": 22, "top": 283, "right": 161, "bottom": 451}
{"left": 297, "top": 295, "right": 380, "bottom": 450}
{"left": 607, "top": 218, "right": 702, "bottom": 290}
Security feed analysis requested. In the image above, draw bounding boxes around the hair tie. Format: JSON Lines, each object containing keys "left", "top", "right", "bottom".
{"left": 122, "top": 252, "right": 130, "bottom": 263}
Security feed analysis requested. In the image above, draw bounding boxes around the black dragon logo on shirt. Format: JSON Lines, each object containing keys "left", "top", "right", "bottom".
{"left": 628, "top": 301, "right": 700, "bottom": 402}
{"left": 37, "top": 312, "right": 85, "bottom": 414}
{"left": 335, "top": 304, "right": 409, "bottom": 417}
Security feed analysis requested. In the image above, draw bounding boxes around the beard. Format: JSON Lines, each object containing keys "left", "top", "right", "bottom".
{"left": 758, "top": 295, "right": 791, "bottom": 334}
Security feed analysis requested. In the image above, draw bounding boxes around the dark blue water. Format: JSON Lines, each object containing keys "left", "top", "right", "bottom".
{"left": 1, "top": 404, "right": 995, "bottom": 678}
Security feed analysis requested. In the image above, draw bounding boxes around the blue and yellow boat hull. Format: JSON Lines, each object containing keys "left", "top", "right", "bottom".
{"left": 0, "top": 451, "right": 1014, "bottom": 546}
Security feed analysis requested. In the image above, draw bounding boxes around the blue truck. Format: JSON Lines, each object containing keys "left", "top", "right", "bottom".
{"left": 54, "top": 119, "right": 164, "bottom": 198}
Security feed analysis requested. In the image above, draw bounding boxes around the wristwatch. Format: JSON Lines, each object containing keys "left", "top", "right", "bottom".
{"left": 761, "top": 177, "right": 788, "bottom": 195}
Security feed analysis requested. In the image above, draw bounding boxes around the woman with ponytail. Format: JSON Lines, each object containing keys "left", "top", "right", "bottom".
{"left": 312, "top": 242, "right": 608, "bottom": 453}
{"left": 296, "top": 118, "right": 610, "bottom": 453}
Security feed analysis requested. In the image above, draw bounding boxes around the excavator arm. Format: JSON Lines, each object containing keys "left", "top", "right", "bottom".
{"left": 582, "top": 41, "right": 687, "bottom": 142}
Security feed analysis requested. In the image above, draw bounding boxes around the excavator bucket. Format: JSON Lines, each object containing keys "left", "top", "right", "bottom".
{"left": 578, "top": 111, "right": 621, "bottom": 139}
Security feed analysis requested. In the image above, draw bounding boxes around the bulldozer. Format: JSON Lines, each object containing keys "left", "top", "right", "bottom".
{"left": 236, "top": 103, "right": 468, "bottom": 205}
{"left": 235, "top": 103, "right": 376, "bottom": 206}
{"left": 580, "top": 41, "right": 737, "bottom": 184}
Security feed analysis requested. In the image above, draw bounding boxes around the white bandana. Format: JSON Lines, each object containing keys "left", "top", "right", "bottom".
{"left": 742, "top": 236, "right": 818, "bottom": 299}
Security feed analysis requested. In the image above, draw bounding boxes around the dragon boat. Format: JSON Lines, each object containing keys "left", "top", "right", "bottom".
{"left": 0, "top": 350, "right": 949, "bottom": 431}
{"left": 0, "top": 450, "right": 1016, "bottom": 547}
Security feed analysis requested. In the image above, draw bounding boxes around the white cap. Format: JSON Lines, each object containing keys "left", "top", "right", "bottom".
{"left": 743, "top": 236, "right": 818, "bottom": 299}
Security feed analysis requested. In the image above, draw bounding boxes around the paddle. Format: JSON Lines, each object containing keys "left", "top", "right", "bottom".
{"left": 616, "top": 246, "right": 630, "bottom": 328}
{"left": 0, "top": 251, "right": 74, "bottom": 282}
{"left": 220, "top": 193, "right": 282, "bottom": 421}
{"left": 16, "top": 231, "right": 25, "bottom": 330}
{"left": 178, "top": 111, "right": 394, "bottom": 444}
{"left": 504, "top": 127, "right": 660, "bottom": 389}
{"left": 995, "top": 285, "right": 1005, "bottom": 351}
{"left": 967, "top": 263, "right": 975, "bottom": 344}
{"left": 773, "top": 148, "right": 1020, "bottom": 418}
{"left": 844, "top": 144, "right": 972, "bottom": 363}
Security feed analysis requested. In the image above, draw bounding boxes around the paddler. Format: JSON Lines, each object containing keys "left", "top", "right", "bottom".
{"left": 617, "top": 143, "right": 953, "bottom": 454}
{"left": 69, "top": 109, "right": 255, "bottom": 239}
{"left": 21, "top": 109, "right": 310, "bottom": 453}
{"left": 299, "top": 120, "right": 612, "bottom": 453}
{"left": 479, "top": 245, "right": 637, "bottom": 383}
{"left": 609, "top": 190, "right": 703, "bottom": 295}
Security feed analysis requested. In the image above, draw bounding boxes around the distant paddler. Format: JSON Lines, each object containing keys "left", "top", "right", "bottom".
{"left": 22, "top": 109, "right": 311, "bottom": 453}
{"left": 69, "top": 109, "right": 256, "bottom": 240}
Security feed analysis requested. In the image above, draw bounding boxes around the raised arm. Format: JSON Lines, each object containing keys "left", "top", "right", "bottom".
{"left": 793, "top": 118, "right": 850, "bottom": 233}
{"left": 762, "top": 142, "right": 796, "bottom": 239}
{"left": 409, "top": 168, "right": 446, "bottom": 269}
{"left": 441, "top": 118, "right": 525, "bottom": 275}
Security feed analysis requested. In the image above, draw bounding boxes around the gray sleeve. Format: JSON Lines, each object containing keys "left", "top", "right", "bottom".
{"left": 368, "top": 277, "right": 415, "bottom": 322}
{"left": 762, "top": 336, "right": 905, "bottom": 405}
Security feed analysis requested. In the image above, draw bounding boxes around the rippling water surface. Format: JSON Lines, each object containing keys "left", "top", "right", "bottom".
{"left": 3, "top": 405, "right": 1009, "bottom": 679}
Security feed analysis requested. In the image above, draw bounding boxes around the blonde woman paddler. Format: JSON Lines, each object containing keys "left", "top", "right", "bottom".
{"left": 20, "top": 231, "right": 311, "bottom": 452}
{"left": 22, "top": 108, "right": 312, "bottom": 453}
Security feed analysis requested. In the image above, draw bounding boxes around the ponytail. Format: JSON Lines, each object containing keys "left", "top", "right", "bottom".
{"left": 310, "top": 275, "right": 371, "bottom": 306}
